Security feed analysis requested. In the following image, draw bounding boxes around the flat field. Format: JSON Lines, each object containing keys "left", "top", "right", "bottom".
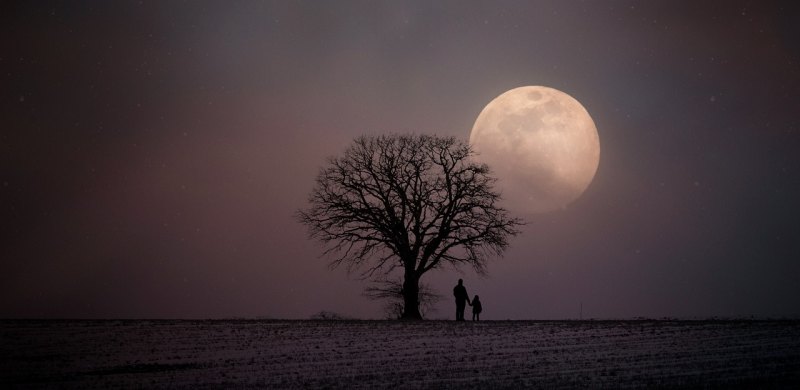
{"left": 2, "top": 320, "right": 799, "bottom": 388}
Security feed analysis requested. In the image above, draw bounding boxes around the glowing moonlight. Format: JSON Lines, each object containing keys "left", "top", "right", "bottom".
{"left": 470, "top": 86, "right": 600, "bottom": 213}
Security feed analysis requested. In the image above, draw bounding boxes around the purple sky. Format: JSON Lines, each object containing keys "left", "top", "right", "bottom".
{"left": 2, "top": 1, "right": 799, "bottom": 319}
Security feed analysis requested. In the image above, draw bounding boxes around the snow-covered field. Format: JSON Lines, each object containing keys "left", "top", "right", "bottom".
{"left": 2, "top": 320, "right": 799, "bottom": 388}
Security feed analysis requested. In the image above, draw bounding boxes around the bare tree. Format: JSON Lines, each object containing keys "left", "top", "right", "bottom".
{"left": 297, "top": 134, "right": 523, "bottom": 319}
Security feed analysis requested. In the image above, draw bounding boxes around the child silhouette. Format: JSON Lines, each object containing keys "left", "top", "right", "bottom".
{"left": 472, "top": 295, "right": 482, "bottom": 321}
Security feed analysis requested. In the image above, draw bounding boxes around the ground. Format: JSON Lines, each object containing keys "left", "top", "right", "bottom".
{"left": 2, "top": 320, "right": 799, "bottom": 388}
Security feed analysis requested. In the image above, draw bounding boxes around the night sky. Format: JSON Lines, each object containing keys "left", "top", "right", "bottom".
{"left": 2, "top": 1, "right": 799, "bottom": 320}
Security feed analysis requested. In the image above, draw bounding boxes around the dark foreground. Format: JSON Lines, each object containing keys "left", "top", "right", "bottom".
{"left": 2, "top": 320, "right": 799, "bottom": 388}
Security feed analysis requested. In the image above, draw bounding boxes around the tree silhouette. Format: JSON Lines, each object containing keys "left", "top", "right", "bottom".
{"left": 298, "top": 134, "right": 523, "bottom": 319}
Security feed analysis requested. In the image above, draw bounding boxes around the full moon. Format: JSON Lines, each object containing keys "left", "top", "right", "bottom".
{"left": 470, "top": 86, "right": 600, "bottom": 213}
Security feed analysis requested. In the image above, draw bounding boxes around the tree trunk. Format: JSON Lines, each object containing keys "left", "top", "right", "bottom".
{"left": 400, "top": 272, "right": 422, "bottom": 320}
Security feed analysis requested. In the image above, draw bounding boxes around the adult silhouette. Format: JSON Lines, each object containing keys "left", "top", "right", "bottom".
{"left": 453, "top": 279, "right": 471, "bottom": 321}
